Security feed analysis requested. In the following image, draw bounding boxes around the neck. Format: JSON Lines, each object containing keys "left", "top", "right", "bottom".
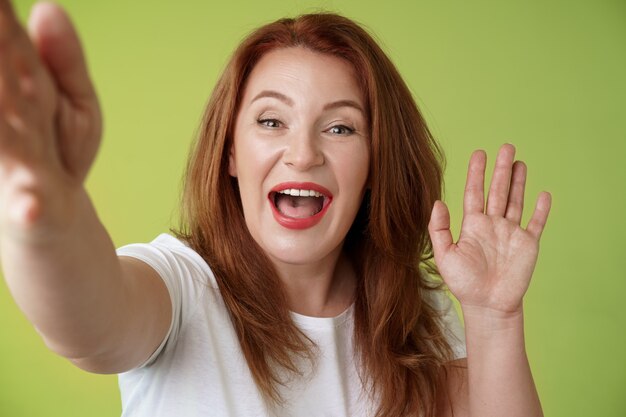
{"left": 270, "top": 249, "right": 356, "bottom": 318}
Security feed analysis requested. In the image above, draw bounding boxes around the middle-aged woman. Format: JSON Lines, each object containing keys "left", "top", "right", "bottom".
{"left": 0, "top": 2, "right": 551, "bottom": 416}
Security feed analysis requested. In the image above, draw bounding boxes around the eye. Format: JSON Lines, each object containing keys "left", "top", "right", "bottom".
{"left": 258, "top": 118, "right": 281, "bottom": 128}
{"left": 327, "top": 124, "right": 355, "bottom": 135}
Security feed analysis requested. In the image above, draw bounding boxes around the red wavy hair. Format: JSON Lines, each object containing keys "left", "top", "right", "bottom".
{"left": 176, "top": 13, "right": 454, "bottom": 417}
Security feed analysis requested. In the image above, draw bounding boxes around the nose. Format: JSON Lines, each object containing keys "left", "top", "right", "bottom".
{"left": 282, "top": 129, "right": 324, "bottom": 171}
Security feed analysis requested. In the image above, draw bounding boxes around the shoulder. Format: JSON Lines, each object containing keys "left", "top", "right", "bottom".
{"left": 115, "top": 234, "right": 220, "bottom": 370}
{"left": 117, "top": 233, "right": 217, "bottom": 291}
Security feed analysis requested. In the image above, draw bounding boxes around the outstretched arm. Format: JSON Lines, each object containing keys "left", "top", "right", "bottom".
{"left": 429, "top": 144, "right": 551, "bottom": 417}
{"left": 0, "top": 1, "right": 169, "bottom": 373}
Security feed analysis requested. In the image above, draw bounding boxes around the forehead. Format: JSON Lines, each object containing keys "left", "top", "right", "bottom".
{"left": 241, "top": 47, "right": 364, "bottom": 106}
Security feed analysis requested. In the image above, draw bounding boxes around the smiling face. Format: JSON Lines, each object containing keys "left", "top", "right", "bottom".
{"left": 229, "top": 47, "right": 370, "bottom": 268}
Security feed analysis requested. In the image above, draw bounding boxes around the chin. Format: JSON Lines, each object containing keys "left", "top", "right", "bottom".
{"left": 256, "top": 231, "right": 344, "bottom": 267}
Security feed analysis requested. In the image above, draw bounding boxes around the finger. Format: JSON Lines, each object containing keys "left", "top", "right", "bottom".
{"left": 0, "top": 40, "right": 30, "bottom": 136}
{"left": 0, "top": 0, "right": 55, "bottom": 115}
{"left": 0, "top": 1, "right": 41, "bottom": 73}
{"left": 463, "top": 149, "right": 486, "bottom": 214}
{"left": 428, "top": 200, "right": 455, "bottom": 261}
{"left": 28, "top": 3, "right": 97, "bottom": 102}
{"left": 526, "top": 191, "right": 552, "bottom": 240}
{"left": 504, "top": 160, "right": 526, "bottom": 224}
{"left": 0, "top": 42, "right": 51, "bottom": 146}
{"left": 486, "top": 143, "right": 515, "bottom": 217}
{"left": 0, "top": 111, "right": 32, "bottom": 170}
{"left": 0, "top": 39, "right": 20, "bottom": 108}
{"left": 0, "top": 109, "right": 19, "bottom": 154}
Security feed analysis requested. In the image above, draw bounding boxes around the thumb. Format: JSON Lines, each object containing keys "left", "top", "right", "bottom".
{"left": 428, "top": 200, "right": 455, "bottom": 260}
{"left": 27, "top": 2, "right": 96, "bottom": 103}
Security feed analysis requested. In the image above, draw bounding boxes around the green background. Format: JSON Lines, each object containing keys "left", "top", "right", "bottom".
{"left": 1, "top": 0, "right": 624, "bottom": 416}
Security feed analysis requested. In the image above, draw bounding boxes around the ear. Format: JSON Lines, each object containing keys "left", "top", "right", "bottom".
{"left": 227, "top": 144, "right": 237, "bottom": 177}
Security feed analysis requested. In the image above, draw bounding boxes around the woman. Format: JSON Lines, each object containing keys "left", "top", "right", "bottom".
{"left": 0, "top": 2, "right": 551, "bottom": 417}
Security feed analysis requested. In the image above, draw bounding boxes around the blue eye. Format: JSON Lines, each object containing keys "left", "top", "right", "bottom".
{"left": 328, "top": 125, "right": 355, "bottom": 135}
{"left": 258, "top": 119, "right": 281, "bottom": 128}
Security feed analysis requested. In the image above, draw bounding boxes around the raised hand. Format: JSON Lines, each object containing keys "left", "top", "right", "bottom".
{"left": 428, "top": 144, "right": 551, "bottom": 316}
{"left": 0, "top": 1, "right": 101, "bottom": 240}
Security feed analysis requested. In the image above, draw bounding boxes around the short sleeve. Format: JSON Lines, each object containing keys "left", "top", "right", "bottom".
{"left": 116, "top": 233, "right": 212, "bottom": 368}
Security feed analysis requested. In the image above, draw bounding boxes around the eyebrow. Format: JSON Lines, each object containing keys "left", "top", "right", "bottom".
{"left": 250, "top": 90, "right": 364, "bottom": 114}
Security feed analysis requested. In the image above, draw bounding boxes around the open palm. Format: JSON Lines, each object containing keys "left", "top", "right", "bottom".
{"left": 428, "top": 144, "right": 552, "bottom": 315}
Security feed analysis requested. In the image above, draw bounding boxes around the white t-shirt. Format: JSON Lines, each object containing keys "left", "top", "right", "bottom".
{"left": 116, "top": 234, "right": 466, "bottom": 417}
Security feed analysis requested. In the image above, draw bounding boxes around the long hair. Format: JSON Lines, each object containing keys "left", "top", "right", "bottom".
{"left": 175, "top": 13, "right": 453, "bottom": 417}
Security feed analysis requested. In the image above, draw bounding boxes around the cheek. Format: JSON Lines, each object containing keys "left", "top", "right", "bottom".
{"left": 233, "top": 139, "right": 283, "bottom": 197}
{"left": 340, "top": 144, "right": 370, "bottom": 190}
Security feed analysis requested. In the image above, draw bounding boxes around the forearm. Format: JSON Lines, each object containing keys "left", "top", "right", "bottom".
{"left": 1, "top": 187, "right": 125, "bottom": 360}
{"left": 462, "top": 306, "right": 543, "bottom": 417}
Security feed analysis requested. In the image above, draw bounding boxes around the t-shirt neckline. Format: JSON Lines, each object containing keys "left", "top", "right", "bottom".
{"left": 289, "top": 302, "right": 355, "bottom": 329}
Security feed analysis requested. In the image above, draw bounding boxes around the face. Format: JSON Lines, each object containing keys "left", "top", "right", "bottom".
{"left": 230, "top": 47, "right": 369, "bottom": 268}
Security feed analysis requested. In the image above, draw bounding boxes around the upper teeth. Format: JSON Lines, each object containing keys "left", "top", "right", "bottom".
{"left": 278, "top": 189, "right": 323, "bottom": 197}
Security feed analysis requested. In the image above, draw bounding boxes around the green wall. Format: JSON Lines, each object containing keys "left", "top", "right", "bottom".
{"left": 1, "top": 0, "right": 624, "bottom": 416}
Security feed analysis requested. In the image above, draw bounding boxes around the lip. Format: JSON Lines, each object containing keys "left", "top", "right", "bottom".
{"left": 268, "top": 182, "right": 333, "bottom": 230}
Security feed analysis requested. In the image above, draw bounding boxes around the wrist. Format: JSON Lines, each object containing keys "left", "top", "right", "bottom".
{"left": 461, "top": 303, "right": 525, "bottom": 333}
{"left": 1, "top": 182, "right": 89, "bottom": 246}
{"left": 461, "top": 305, "right": 527, "bottom": 357}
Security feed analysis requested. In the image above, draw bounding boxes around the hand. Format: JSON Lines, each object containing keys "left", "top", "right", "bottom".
{"left": 0, "top": 1, "right": 101, "bottom": 240}
{"left": 428, "top": 144, "right": 551, "bottom": 316}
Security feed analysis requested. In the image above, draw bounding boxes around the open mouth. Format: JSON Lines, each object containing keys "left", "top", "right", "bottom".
{"left": 268, "top": 183, "right": 333, "bottom": 229}
{"left": 270, "top": 189, "right": 327, "bottom": 218}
